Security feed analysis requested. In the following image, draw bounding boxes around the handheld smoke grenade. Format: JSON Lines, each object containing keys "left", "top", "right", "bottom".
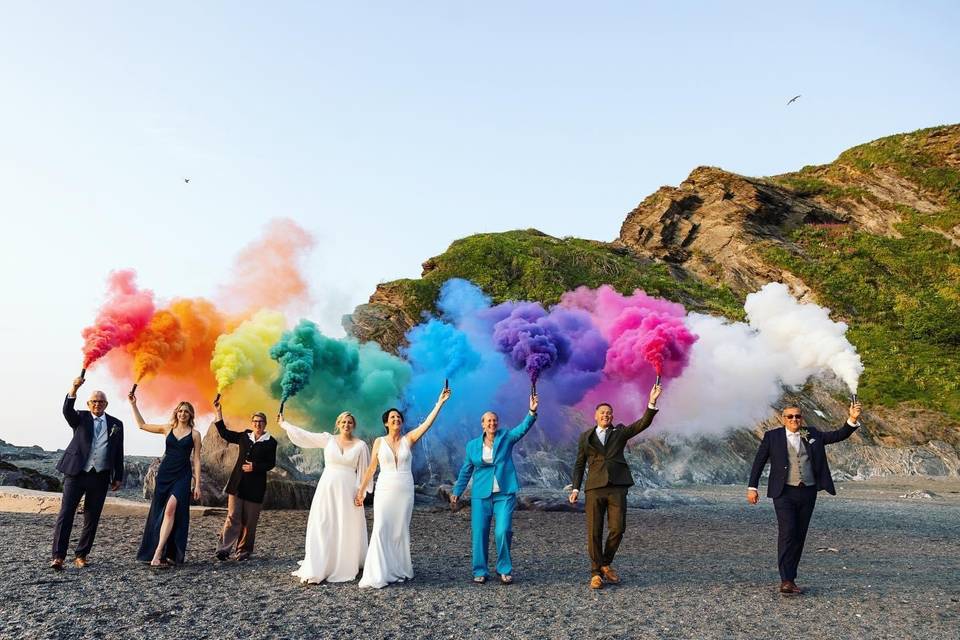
{"left": 531, "top": 380, "right": 537, "bottom": 396}
{"left": 851, "top": 393, "right": 858, "bottom": 405}
{"left": 444, "top": 378, "right": 449, "bottom": 391}
{"left": 655, "top": 375, "right": 662, "bottom": 386}
{"left": 278, "top": 400, "right": 286, "bottom": 415}
{"left": 214, "top": 393, "right": 221, "bottom": 405}
{"left": 130, "top": 383, "right": 138, "bottom": 396}
{"left": 80, "top": 367, "right": 87, "bottom": 380}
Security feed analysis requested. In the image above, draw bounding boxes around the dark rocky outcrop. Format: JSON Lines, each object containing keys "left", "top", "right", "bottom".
{"left": 0, "top": 459, "right": 62, "bottom": 492}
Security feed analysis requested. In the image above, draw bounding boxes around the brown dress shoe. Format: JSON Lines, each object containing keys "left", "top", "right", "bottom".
{"left": 590, "top": 575, "right": 604, "bottom": 590}
{"left": 74, "top": 557, "right": 88, "bottom": 568}
{"left": 600, "top": 565, "right": 620, "bottom": 584}
{"left": 50, "top": 558, "right": 64, "bottom": 571}
{"left": 779, "top": 580, "right": 802, "bottom": 594}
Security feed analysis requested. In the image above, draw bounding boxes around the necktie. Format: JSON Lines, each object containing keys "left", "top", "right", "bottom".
{"left": 95, "top": 417, "right": 104, "bottom": 440}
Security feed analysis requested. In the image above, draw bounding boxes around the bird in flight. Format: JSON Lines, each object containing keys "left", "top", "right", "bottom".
{"left": 184, "top": 178, "right": 190, "bottom": 184}
{"left": 786, "top": 95, "right": 801, "bottom": 106}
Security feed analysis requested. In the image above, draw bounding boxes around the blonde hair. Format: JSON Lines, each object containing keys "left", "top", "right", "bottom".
{"left": 169, "top": 401, "right": 196, "bottom": 429}
{"left": 335, "top": 411, "right": 355, "bottom": 433}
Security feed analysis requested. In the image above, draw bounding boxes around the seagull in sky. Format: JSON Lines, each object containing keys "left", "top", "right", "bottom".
{"left": 184, "top": 178, "right": 190, "bottom": 184}
{"left": 786, "top": 95, "right": 801, "bottom": 106}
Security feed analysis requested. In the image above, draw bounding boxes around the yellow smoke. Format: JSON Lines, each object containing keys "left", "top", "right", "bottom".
{"left": 211, "top": 309, "right": 286, "bottom": 418}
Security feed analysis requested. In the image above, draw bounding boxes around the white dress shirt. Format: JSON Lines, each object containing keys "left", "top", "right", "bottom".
{"left": 248, "top": 431, "right": 272, "bottom": 443}
{"left": 482, "top": 442, "right": 499, "bottom": 493}
{"left": 785, "top": 429, "right": 804, "bottom": 454}
{"left": 595, "top": 426, "right": 609, "bottom": 446}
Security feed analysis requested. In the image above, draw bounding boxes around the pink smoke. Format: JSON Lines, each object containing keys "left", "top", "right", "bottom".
{"left": 563, "top": 285, "right": 696, "bottom": 424}
{"left": 81, "top": 270, "right": 156, "bottom": 368}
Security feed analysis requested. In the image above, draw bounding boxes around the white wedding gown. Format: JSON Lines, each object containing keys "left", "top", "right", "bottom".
{"left": 359, "top": 435, "right": 415, "bottom": 589}
{"left": 281, "top": 421, "right": 371, "bottom": 584}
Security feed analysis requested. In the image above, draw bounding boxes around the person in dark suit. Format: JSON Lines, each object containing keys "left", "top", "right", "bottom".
{"left": 747, "top": 401, "right": 862, "bottom": 594}
{"left": 213, "top": 397, "right": 277, "bottom": 561}
{"left": 568, "top": 383, "right": 662, "bottom": 589}
{"left": 50, "top": 376, "right": 124, "bottom": 570}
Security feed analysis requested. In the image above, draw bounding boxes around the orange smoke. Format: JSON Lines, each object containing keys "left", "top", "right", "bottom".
{"left": 217, "top": 218, "right": 315, "bottom": 315}
{"left": 129, "top": 310, "right": 185, "bottom": 382}
{"left": 110, "top": 298, "right": 231, "bottom": 413}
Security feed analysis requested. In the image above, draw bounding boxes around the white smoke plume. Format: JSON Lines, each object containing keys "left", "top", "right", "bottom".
{"left": 745, "top": 283, "right": 863, "bottom": 393}
{"left": 654, "top": 282, "right": 863, "bottom": 436}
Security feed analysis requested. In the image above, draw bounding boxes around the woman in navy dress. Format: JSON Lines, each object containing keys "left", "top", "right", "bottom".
{"left": 129, "top": 395, "right": 202, "bottom": 566}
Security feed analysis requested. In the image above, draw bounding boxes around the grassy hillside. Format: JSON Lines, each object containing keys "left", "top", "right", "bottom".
{"left": 769, "top": 125, "right": 960, "bottom": 418}
{"left": 381, "top": 230, "right": 743, "bottom": 321}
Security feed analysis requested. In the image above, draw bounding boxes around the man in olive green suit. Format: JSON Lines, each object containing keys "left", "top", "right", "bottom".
{"left": 568, "top": 383, "right": 661, "bottom": 589}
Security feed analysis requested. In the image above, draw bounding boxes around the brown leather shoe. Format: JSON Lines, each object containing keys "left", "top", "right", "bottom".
{"left": 590, "top": 575, "right": 604, "bottom": 590}
{"left": 74, "top": 557, "right": 88, "bottom": 569}
{"left": 50, "top": 558, "right": 64, "bottom": 571}
{"left": 600, "top": 565, "right": 620, "bottom": 584}
{"left": 779, "top": 580, "right": 802, "bottom": 594}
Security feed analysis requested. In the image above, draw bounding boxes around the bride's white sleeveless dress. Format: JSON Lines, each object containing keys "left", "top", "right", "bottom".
{"left": 359, "top": 435, "right": 415, "bottom": 589}
{"left": 281, "top": 421, "right": 371, "bottom": 583}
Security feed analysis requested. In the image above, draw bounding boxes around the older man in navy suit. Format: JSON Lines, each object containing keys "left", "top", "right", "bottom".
{"left": 50, "top": 376, "right": 125, "bottom": 570}
{"left": 747, "top": 401, "right": 862, "bottom": 594}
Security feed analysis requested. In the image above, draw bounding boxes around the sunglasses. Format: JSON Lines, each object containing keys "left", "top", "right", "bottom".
{"left": 783, "top": 414, "right": 802, "bottom": 420}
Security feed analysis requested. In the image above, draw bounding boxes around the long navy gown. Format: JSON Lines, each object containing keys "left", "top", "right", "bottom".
{"left": 137, "top": 429, "right": 194, "bottom": 563}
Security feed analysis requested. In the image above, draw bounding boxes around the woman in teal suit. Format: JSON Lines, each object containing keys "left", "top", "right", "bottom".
{"left": 450, "top": 392, "right": 538, "bottom": 584}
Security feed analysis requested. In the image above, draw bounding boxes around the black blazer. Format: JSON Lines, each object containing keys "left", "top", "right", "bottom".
{"left": 215, "top": 420, "right": 277, "bottom": 504}
{"left": 748, "top": 423, "right": 859, "bottom": 498}
{"left": 57, "top": 395, "right": 124, "bottom": 484}
{"left": 571, "top": 407, "right": 658, "bottom": 492}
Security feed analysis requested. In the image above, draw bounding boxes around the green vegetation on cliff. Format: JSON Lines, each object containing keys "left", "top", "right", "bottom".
{"left": 765, "top": 223, "right": 960, "bottom": 416}
{"left": 384, "top": 230, "right": 742, "bottom": 321}
{"left": 768, "top": 125, "right": 960, "bottom": 418}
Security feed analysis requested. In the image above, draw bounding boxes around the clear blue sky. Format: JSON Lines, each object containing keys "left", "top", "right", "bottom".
{"left": 2, "top": 2, "right": 957, "bottom": 455}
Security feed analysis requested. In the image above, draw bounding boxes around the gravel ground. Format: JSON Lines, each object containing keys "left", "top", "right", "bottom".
{"left": 1, "top": 481, "right": 958, "bottom": 640}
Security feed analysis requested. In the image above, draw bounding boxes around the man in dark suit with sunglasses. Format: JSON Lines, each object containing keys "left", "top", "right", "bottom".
{"left": 747, "top": 401, "right": 862, "bottom": 594}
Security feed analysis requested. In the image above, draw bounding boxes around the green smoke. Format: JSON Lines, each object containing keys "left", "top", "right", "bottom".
{"left": 270, "top": 319, "right": 411, "bottom": 437}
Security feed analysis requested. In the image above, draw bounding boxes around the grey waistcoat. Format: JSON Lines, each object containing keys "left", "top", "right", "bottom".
{"left": 786, "top": 438, "right": 814, "bottom": 487}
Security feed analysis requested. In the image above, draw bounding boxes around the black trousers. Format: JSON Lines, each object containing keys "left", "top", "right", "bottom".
{"left": 51, "top": 469, "right": 110, "bottom": 559}
{"left": 585, "top": 485, "right": 628, "bottom": 576}
{"left": 773, "top": 484, "right": 818, "bottom": 581}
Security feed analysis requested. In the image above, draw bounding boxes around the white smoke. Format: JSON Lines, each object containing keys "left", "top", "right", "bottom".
{"left": 744, "top": 283, "right": 863, "bottom": 393}
{"left": 655, "top": 282, "right": 863, "bottom": 436}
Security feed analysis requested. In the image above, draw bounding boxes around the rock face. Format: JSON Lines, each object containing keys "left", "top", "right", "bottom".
{"left": 343, "top": 278, "right": 426, "bottom": 353}
{"left": 0, "top": 459, "right": 62, "bottom": 492}
{"left": 142, "top": 424, "right": 317, "bottom": 510}
{"left": 616, "top": 167, "right": 844, "bottom": 297}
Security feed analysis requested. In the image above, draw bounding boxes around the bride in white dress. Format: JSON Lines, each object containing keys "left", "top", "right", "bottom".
{"left": 356, "top": 386, "right": 451, "bottom": 589}
{"left": 280, "top": 411, "right": 371, "bottom": 584}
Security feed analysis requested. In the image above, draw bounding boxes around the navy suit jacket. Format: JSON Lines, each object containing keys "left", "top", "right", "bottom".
{"left": 57, "top": 395, "right": 124, "bottom": 484}
{"left": 748, "top": 422, "right": 858, "bottom": 498}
